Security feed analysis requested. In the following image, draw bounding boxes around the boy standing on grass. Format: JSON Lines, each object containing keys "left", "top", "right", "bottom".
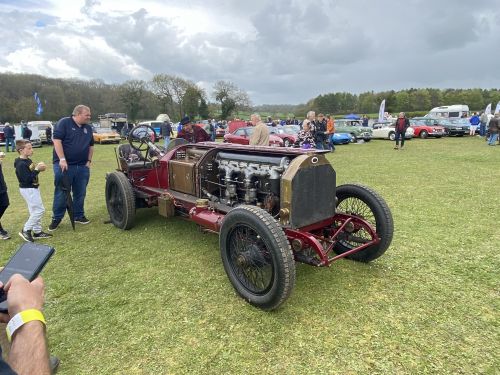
{"left": 14, "top": 140, "right": 53, "bottom": 242}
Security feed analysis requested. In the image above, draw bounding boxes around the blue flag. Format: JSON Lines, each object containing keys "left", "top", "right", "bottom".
{"left": 34, "top": 92, "right": 43, "bottom": 116}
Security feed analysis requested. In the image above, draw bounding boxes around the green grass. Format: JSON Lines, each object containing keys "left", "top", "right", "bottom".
{"left": 0, "top": 136, "right": 498, "bottom": 374}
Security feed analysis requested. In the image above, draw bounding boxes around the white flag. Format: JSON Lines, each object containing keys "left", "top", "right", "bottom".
{"left": 484, "top": 103, "right": 492, "bottom": 115}
{"left": 378, "top": 99, "right": 385, "bottom": 122}
{"left": 495, "top": 101, "right": 500, "bottom": 114}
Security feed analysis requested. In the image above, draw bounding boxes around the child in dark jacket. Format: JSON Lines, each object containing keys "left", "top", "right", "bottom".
{"left": 0, "top": 151, "right": 10, "bottom": 239}
{"left": 14, "top": 140, "right": 52, "bottom": 242}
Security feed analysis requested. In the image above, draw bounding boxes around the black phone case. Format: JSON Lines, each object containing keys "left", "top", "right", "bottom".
{"left": 0, "top": 243, "right": 55, "bottom": 313}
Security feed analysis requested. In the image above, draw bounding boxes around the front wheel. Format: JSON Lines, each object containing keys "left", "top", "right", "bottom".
{"left": 105, "top": 171, "right": 136, "bottom": 230}
{"left": 283, "top": 138, "right": 292, "bottom": 147}
{"left": 334, "top": 184, "right": 393, "bottom": 262}
{"left": 220, "top": 206, "right": 296, "bottom": 310}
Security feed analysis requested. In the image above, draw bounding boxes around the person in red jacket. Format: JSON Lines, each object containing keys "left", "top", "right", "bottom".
{"left": 177, "top": 117, "right": 210, "bottom": 143}
{"left": 394, "top": 112, "right": 410, "bottom": 150}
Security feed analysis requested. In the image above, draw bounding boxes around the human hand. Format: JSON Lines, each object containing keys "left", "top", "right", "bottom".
{"left": 1, "top": 275, "right": 45, "bottom": 319}
{"left": 36, "top": 162, "right": 47, "bottom": 171}
{"left": 59, "top": 159, "right": 68, "bottom": 172}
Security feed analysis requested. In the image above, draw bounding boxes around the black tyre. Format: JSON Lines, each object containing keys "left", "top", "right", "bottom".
{"left": 388, "top": 132, "right": 395, "bottom": 141}
{"left": 220, "top": 206, "right": 296, "bottom": 310}
{"left": 105, "top": 171, "right": 136, "bottom": 230}
{"left": 420, "top": 130, "right": 428, "bottom": 139}
{"left": 351, "top": 133, "right": 357, "bottom": 143}
{"left": 283, "top": 138, "right": 292, "bottom": 147}
{"left": 334, "top": 184, "right": 393, "bottom": 262}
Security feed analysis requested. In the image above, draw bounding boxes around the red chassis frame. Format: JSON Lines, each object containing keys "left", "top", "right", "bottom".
{"left": 117, "top": 143, "right": 381, "bottom": 267}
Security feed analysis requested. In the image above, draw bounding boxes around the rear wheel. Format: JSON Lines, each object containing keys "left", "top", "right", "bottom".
{"left": 350, "top": 133, "right": 357, "bottom": 143}
{"left": 220, "top": 206, "right": 296, "bottom": 310}
{"left": 420, "top": 130, "right": 428, "bottom": 139}
{"left": 334, "top": 184, "right": 393, "bottom": 262}
{"left": 105, "top": 171, "right": 136, "bottom": 230}
{"left": 388, "top": 132, "right": 395, "bottom": 141}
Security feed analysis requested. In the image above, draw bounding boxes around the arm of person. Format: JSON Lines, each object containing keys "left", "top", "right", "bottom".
{"left": 86, "top": 145, "right": 94, "bottom": 167}
{"left": 52, "top": 139, "right": 67, "bottom": 172}
{"left": 0, "top": 275, "right": 50, "bottom": 375}
{"left": 15, "top": 160, "right": 40, "bottom": 186}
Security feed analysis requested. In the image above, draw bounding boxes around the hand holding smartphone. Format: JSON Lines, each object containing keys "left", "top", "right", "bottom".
{"left": 0, "top": 243, "right": 54, "bottom": 313}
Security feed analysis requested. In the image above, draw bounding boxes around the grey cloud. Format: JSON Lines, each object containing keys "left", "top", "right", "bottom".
{"left": 1, "top": 1, "right": 500, "bottom": 105}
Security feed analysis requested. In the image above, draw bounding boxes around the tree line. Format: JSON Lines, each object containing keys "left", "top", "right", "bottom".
{"left": 0, "top": 73, "right": 250, "bottom": 123}
{"left": 1, "top": 72, "right": 499, "bottom": 123}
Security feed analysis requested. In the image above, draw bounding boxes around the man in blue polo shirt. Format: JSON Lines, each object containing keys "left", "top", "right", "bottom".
{"left": 49, "top": 105, "right": 94, "bottom": 231}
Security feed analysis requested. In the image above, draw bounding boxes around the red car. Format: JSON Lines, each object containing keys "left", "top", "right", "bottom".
{"left": 409, "top": 119, "right": 446, "bottom": 139}
{"left": 268, "top": 126, "right": 299, "bottom": 147}
{"left": 224, "top": 126, "right": 284, "bottom": 146}
{"left": 0, "top": 125, "right": 5, "bottom": 145}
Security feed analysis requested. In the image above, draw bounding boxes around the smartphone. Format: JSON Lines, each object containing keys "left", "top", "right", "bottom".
{"left": 0, "top": 243, "right": 55, "bottom": 313}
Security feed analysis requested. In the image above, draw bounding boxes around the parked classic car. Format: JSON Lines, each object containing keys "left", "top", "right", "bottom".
{"left": 371, "top": 121, "right": 414, "bottom": 140}
{"left": 224, "top": 126, "right": 284, "bottom": 146}
{"left": 331, "top": 133, "right": 352, "bottom": 144}
{"left": 409, "top": 119, "right": 446, "bottom": 138}
{"left": 334, "top": 119, "right": 372, "bottom": 142}
{"left": 105, "top": 125, "right": 394, "bottom": 310}
{"left": 412, "top": 117, "right": 467, "bottom": 136}
{"left": 268, "top": 126, "right": 298, "bottom": 147}
{"left": 93, "top": 127, "right": 121, "bottom": 144}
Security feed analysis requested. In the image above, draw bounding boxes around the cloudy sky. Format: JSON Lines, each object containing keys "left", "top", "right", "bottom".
{"left": 0, "top": 0, "right": 499, "bottom": 104}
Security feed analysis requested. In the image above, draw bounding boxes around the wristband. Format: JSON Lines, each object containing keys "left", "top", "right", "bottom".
{"left": 6, "top": 309, "right": 46, "bottom": 342}
{"left": 59, "top": 158, "right": 66, "bottom": 161}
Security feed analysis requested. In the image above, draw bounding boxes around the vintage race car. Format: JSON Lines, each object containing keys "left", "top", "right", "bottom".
{"left": 105, "top": 125, "right": 394, "bottom": 310}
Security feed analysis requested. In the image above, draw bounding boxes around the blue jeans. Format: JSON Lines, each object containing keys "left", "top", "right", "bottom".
{"left": 328, "top": 134, "right": 336, "bottom": 151}
{"left": 487, "top": 133, "right": 498, "bottom": 145}
{"left": 5, "top": 137, "right": 15, "bottom": 152}
{"left": 315, "top": 139, "right": 325, "bottom": 150}
{"left": 395, "top": 130, "right": 407, "bottom": 147}
{"left": 52, "top": 164, "right": 90, "bottom": 221}
{"left": 164, "top": 136, "right": 171, "bottom": 148}
{"left": 479, "top": 123, "right": 486, "bottom": 137}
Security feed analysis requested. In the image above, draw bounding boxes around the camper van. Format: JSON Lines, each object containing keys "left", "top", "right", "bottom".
{"left": 426, "top": 105, "right": 469, "bottom": 118}
{"left": 27, "top": 121, "right": 53, "bottom": 144}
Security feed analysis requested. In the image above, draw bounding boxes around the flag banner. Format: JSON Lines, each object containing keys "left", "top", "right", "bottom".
{"left": 495, "top": 101, "right": 500, "bottom": 114}
{"left": 34, "top": 92, "right": 43, "bottom": 116}
{"left": 484, "top": 103, "right": 491, "bottom": 115}
{"left": 378, "top": 99, "right": 385, "bottom": 122}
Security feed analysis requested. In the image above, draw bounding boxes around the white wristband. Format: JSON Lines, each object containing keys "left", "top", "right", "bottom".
{"left": 60, "top": 158, "right": 66, "bottom": 161}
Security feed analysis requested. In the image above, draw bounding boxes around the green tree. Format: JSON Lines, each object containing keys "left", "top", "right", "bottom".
{"left": 395, "top": 91, "right": 410, "bottom": 111}
{"left": 119, "top": 80, "right": 146, "bottom": 122}
{"left": 212, "top": 80, "right": 250, "bottom": 120}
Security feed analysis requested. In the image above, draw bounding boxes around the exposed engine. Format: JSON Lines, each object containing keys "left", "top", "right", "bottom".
{"left": 203, "top": 152, "right": 291, "bottom": 214}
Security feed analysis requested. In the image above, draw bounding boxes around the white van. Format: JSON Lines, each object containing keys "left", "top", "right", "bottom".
{"left": 27, "top": 121, "right": 53, "bottom": 143}
{"left": 14, "top": 124, "right": 42, "bottom": 148}
{"left": 426, "top": 105, "right": 469, "bottom": 118}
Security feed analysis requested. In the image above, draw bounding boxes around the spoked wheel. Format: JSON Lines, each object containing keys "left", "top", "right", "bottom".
{"left": 334, "top": 184, "right": 393, "bottom": 262}
{"left": 284, "top": 138, "right": 291, "bottom": 147}
{"left": 128, "top": 125, "right": 156, "bottom": 152}
{"left": 105, "top": 171, "right": 136, "bottom": 230}
{"left": 220, "top": 206, "right": 296, "bottom": 310}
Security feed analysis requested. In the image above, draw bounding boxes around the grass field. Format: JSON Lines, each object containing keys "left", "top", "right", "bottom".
{"left": 0, "top": 136, "right": 498, "bottom": 374}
